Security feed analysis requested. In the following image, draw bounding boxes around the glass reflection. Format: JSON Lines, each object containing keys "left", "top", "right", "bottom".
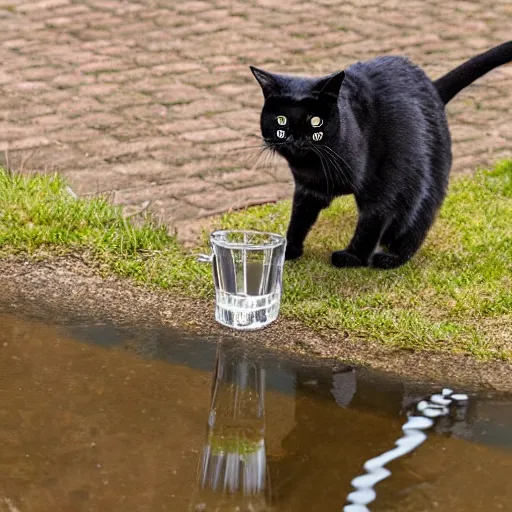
{"left": 190, "top": 341, "right": 271, "bottom": 511}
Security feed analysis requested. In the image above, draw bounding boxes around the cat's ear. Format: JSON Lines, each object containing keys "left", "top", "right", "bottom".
{"left": 314, "top": 70, "right": 345, "bottom": 100}
{"left": 250, "top": 66, "right": 280, "bottom": 98}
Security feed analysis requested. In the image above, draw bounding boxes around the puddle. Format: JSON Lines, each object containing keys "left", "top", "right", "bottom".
{"left": 1, "top": 309, "right": 512, "bottom": 511}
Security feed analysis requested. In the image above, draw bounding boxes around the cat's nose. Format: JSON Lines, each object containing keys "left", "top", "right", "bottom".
{"left": 287, "top": 135, "right": 303, "bottom": 147}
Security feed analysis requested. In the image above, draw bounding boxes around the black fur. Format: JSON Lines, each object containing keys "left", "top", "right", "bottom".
{"left": 250, "top": 41, "right": 512, "bottom": 269}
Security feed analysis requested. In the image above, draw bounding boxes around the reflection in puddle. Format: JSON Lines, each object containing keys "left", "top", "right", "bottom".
{"left": 191, "top": 343, "right": 269, "bottom": 510}
{"left": 190, "top": 341, "right": 472, "bottom": 512}
{"left": 1, "top": 310, "right": 512, "bottom": 511}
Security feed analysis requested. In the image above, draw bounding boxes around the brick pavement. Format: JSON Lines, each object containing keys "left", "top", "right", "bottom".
{"left": 0, "top": 0, "right": 511, "bottom": 242}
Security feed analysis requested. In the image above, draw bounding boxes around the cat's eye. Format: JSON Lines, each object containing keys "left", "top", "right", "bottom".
{"left": 311, "top": 116, "right": 323, "bottom": 127}
{"left": 276, "top": 115, "right": 287, "bottom": 126}
{"left": 276, "top": 130, "right": 286, "bottom": 139}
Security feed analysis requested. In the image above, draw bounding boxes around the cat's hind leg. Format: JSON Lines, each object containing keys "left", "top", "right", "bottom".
{"left": 331, "top": 212, "right": 387, "bottom": 268}
{"left": 371, "top": 205, "right": 436, "bottom": 269}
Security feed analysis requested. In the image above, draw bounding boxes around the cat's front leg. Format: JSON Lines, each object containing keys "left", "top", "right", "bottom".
{"left": 286, "top": 188, "right": 330, "bottom": 260}
{"left": 331, "top": 212, "right": 386, "bottom": 268}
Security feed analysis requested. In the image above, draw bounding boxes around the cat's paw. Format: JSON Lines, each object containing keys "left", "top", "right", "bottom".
{"left": 331, "top": 250, "right": 365, "bottom": 268}
{"left": 370, "top": 251, "right": 406, "bottom": 269}
{"left": 285, "top": 244, "right": 303, "bottom": 261}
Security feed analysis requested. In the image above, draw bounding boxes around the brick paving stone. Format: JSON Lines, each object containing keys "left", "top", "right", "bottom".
{"left": 180, "top": 127, "right": 240, "bottom": 143}
{"left": 0, "top": 136, "right": 52, "bottom": 152}
{"left": 157, "top": 119, "right": 218, "bottom": 136}
{"left": 120, "top": 180, "right": 214, "bottom": 205}
{"left": 0, "top": 0, "right": 510, "bottom": 242}
{"left": 206, "top": 168, "right": 275, "bottom": 190}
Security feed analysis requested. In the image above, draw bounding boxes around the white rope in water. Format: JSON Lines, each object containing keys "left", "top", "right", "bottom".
{"left": 343, "top": 388, "right": 469, "bottom": 511}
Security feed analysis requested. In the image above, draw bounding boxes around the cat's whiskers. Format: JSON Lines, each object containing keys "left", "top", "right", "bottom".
{"left": 231, "top": 147, "right": 265, "bottom": 169}
{"left": 253, "top": 142, "right": 287, "bottom": 175}
{"left": 225, "top": 137, "right": 286, "bottom": 169}
{"left": 315, "top": 144, "right": 359, "bottom": 195}
{"left": 248, "top": 148, "right": 268, "bottom": 171}
{"left": 236, "top": 138, "right": 354, "bottom": 196}
{"left": 309, "top": 145, "right": 335, "bottom": 197}
{"left": 268, "top": 148, "right": 280, "bottom": 174}
{"left": 317, "top": 144, "right": 355, "bottom": 183}
{"left": 310, "top": 144, "right": 344, "bottom": 193}
{"left": 223, "top": 145, "right": 269, "bottom": 174}
{"left": 319, "top": 145, "right": 365, "bottom": 199}
{"left": 316, "top": 147, "right": 343, "bottom": 191}
{"left": 260, "top": 146, "right": 279, "bottom": 171}
{"left": 317, "top": 151, "right": 332, "bottom": 197}
{"left": 225, "top": 145, "right": 266, "bottom": 153}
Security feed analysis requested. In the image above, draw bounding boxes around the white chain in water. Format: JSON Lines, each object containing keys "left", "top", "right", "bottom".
{"left": 343, "top": 388, "right": 469, "bottom": 511}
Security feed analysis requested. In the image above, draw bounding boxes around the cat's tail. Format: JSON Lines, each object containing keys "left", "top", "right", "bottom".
{"left": 434, "top": 41, "right": 512, "bottom": 105}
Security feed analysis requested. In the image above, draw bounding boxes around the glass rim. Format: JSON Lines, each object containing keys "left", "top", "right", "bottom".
{"left": 210, "top": 229, "right": 286, "bottom": 250}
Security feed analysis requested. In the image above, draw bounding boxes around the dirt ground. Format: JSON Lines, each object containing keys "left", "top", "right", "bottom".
{"left": 1, "top": 256, "right": 511, "bottom": 392}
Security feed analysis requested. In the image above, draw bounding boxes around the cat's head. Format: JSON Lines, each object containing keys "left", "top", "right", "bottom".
{"left": 250, "top": 66, "right": 345, "bottom": 164}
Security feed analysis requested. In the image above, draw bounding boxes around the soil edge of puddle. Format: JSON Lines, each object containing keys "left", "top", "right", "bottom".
{"left": 0, "top": 255, "right": 511, "bottom": 392}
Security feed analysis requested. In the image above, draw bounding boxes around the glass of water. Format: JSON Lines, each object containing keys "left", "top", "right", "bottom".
{"left": 201, "top": 230, "right": 286, "bottom": 331}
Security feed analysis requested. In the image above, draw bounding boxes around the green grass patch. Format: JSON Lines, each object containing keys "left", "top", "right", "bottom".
{"left": 1, "top": 162, "right": 511, "bottom": 360}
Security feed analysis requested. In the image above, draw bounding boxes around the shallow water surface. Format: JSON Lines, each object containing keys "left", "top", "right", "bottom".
{"left": 1, "top": 309, "right": 512, "bottom": 511}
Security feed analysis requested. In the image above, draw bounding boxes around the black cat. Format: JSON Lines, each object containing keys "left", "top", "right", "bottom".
{"left": 250, "top": 41, "right": 512, "bottom": 269}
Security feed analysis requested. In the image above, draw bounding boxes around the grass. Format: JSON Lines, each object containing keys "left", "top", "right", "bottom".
{"left": 1, "top": 162, "right": 511, "bottom": 361}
